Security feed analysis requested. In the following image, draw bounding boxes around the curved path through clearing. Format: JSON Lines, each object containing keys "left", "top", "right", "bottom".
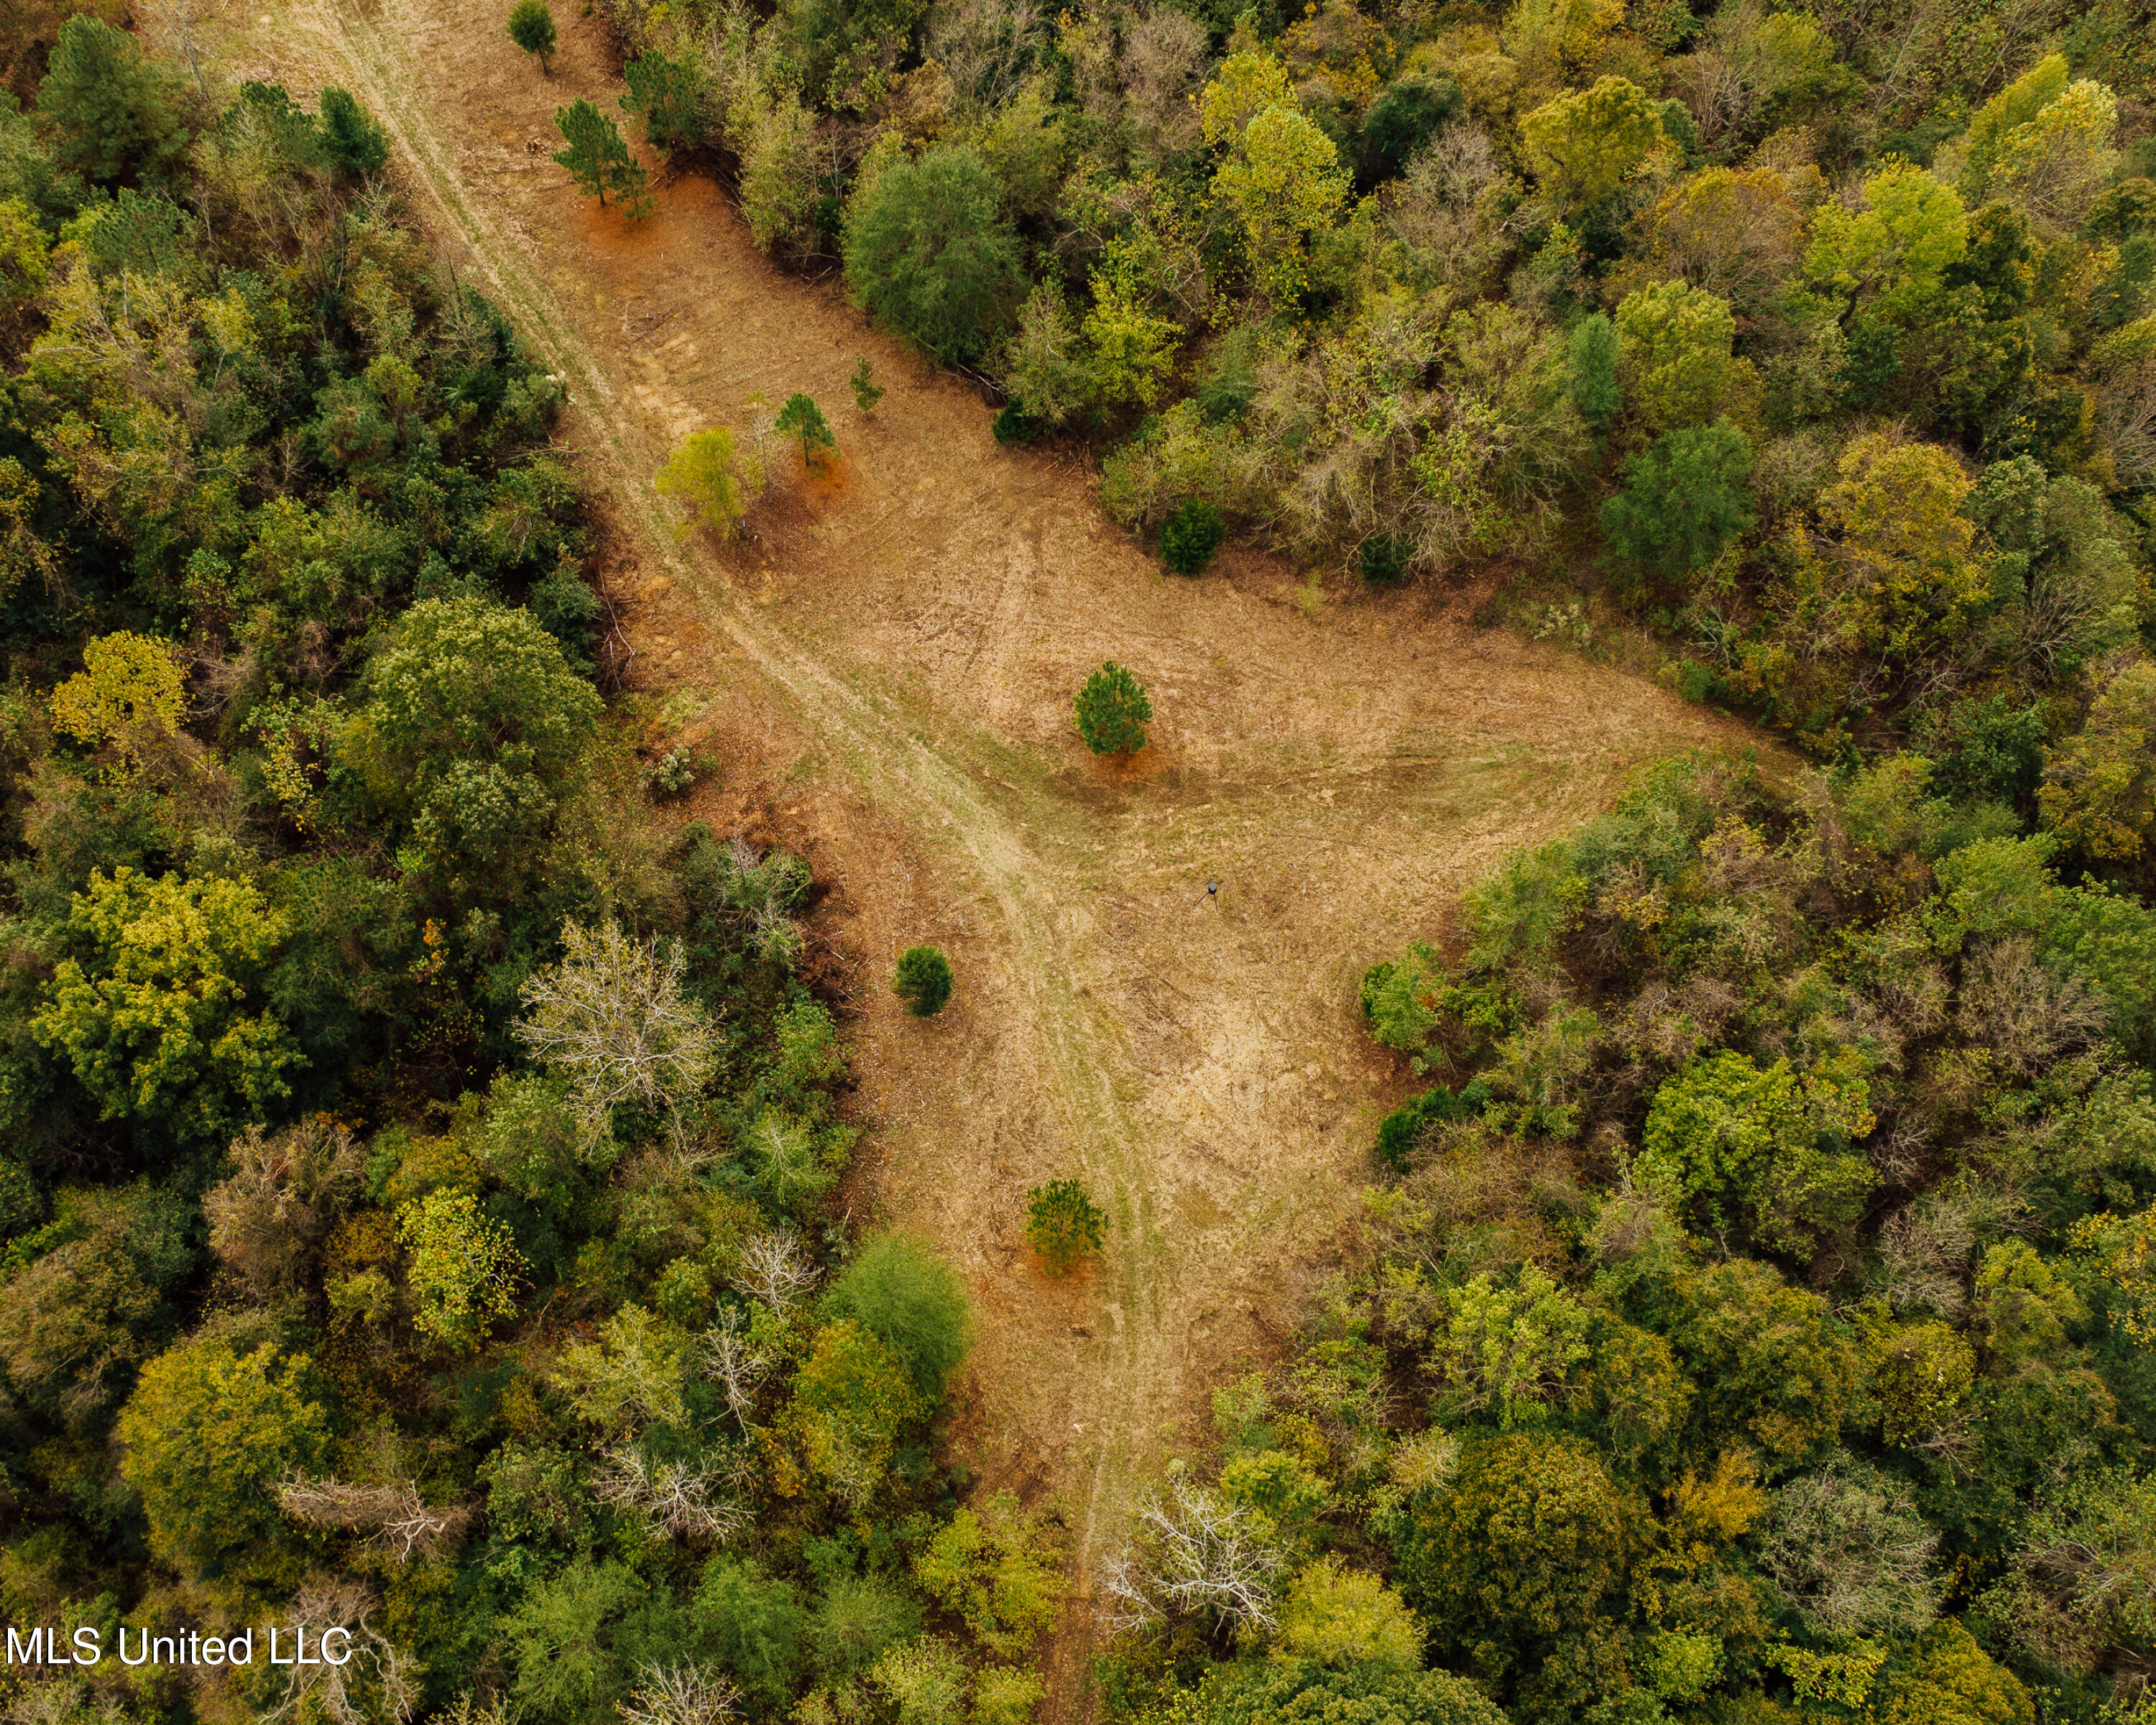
{"left": 222, "top": 1, "right": 1764, "bottom": 1709}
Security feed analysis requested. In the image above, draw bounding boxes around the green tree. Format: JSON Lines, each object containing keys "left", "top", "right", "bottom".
{"left": 2038, "top": 658, "right": 2156, "bottom": 861}
{"left": 37, "top": 15, "right": 188, "bottom": 188}
{"left": 692, "top": 1558, "right": 807, "bottom": 1711}
{"left": 1425, "top": 1266, "right": 1592, "bottom": 1429}
{"left": 397, "top": 1188, "right": 526, "bottom": 1350}
{"left": 32, "top": 868, "right": 298, "bottom": 1146}
{"left": 116, "top": 1335, "right": 331, "bottom": 1586}
{"left": 1637, "top": 1049, "right": 1874, "bottom": 1254}
{"left": 1521, "top": 75, "right": 1663, "bottom": 213}
{"left": 0, "top": 1186, "right": 190, "bottom": 1432}
{"left": 850, "top": 355, "right": 883, "bottom": 413}
{"left": 1025, "top": 1179, "right": 1106, "bottom": 1274}
{"left": 1600, "top": 420, "right": 1756, "bottom": 586}
{"left": 1565, "top": 312, "right": 1619, "bottom": 431}
{"left": 775, "top": 392, "right": 838, "bottom": 466}
{"left": 1669, "top": 1259, "right": 1858, "bottom": 1462}
{"left": 780, "top": 1319, "right": 923, "bottom": 1502}
{"left": 1983, "top": 1463, "right": 2156, "bottom": 1679}
{"left": 893, "top": 944, "right": 953, "bottom": 1016}
{"left": 318, "top": 86, "right": 389, "bottom": 175}
{"left": 554, "top": 96, "right": 649, "bottom": 216}
{"left": 1199, "top": 1660, "right": 1508, "bottom": 1724}
{"left": 1160, "top": 500, "right": 1226, "bottom": 574}
{"left": 1813, "top": 433, "right": 1988, "bottom": 658}
{"left": 1211, "top": 103, "right": 1349, "bottom": 305}
{"left": 842, "top": 144, "right": 1026, "bottom": 367}
{"left": 0, "top": 195, "right": 47, "bottom": 330}
{"left": 621, "top": 50, "right": 702, "bottom": 148}
{"left": 502, "top": 1559, "right": 646, "bottom": 1723}
{"left": 1614, "top": 280, "right": 1751, "bottom": 431}
{"left": 1866, "top": 1320, "right": 1976, "bottom": 1448}
{"left": 870, "top": 1635, "right": 968, "bottom": 1725}
{"left": 509, "top": 0, "right": 558, "bottom": 71}
{"left": 1394, "top": 1431, "right": 1631, "bottom": 1687}
{"left": 551, "top": 1305, "right": 691, "bottom": 1434}
{"left": 1074, "top": 661, "right": 1152, "bottom": 756}
{"left": 808, "top": 1575, "right": 921, "bottom": 1684}
{"left": 339, "top": 596, "right": 602, "bottom": 880}
{"left": 1804, "top": 162, "right": 1968, "bottom": 319}
{"left": 47, "top": 630, "right": 186, "bottom": 777}
{"left": 1871, "top": 1621, "right": 2033, "bottom": 1725}
{"left": 821, "top": 1232, "right": 971, "bottom": 1399}
{"left": 912, "top": 1491, "right": 1062, "bottom": 1657}
{"left": 655, "top": 426, "right": 754, "bottom": 535}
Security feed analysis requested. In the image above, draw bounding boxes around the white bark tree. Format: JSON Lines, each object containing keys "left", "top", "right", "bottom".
{"left": 277, "top": 1473, "right": 474, "bottom": 1563}
{"left": 516, "top": 919, "right": 719, "bottom": 1142}
{"left": 617, "top": 1664, "right": 741, "bottom": 1725}
{"left": 1102, "top": 1477, "right": 1286, "bottom": 1637}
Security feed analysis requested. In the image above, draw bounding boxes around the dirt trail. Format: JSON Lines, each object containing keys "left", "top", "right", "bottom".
{"left": 224, "top": 1, "right": 1762, "bottom": 1708}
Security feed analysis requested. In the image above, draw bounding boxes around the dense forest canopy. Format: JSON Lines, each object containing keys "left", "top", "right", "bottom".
{"left": 0, "top": 24, "right": 1052, "bottom": 1725}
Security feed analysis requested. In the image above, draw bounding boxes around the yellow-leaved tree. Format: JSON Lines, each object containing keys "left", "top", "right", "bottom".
{"left": 655, "top": 426, "right": 757, "bottom": 535}
{"left": 1613, "top": 279, "right": 1755, "bottom": 431}
{"left": 1211, "top": 104, "right": 1350, "bottom": 307}
{"left": 2038, "top": 659, "right": 2156, "bottom": 861}
{"left": 1521, "top": 76, "right": 1663, "bottom": 213}
{"left": 32, "top": 867, "right": 298, "bottom": 1145}
{"left": 48, "top": 630, "right": 186, "bottom": 776}
{"left": 1812, "top": 433, "right": 1989, "bottom": 658}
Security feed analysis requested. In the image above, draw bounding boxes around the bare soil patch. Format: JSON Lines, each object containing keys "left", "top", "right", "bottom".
{"left": 211, "top": 0, "right": 1767, "bottom": 1710}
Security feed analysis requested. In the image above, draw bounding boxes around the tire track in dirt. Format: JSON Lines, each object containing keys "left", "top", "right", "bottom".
{"left": 292, "top": 0, "right": 1183, "bottom": 1644}
{"left": 224, "top": 2, "right": 1772, "bottom": 1712}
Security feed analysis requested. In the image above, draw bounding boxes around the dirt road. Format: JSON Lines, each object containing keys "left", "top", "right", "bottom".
{"left": 217, "top": 1, "right": 1760, "bottom": 1708}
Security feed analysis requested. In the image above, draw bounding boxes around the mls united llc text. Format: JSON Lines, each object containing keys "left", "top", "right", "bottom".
{"left": 4, "top": 1626, "right": 355, "bottom": 1668}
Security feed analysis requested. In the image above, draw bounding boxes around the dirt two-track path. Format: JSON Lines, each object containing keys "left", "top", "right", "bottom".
{"left": 216, "top": 0, "right": 1759, "bottom": 1707}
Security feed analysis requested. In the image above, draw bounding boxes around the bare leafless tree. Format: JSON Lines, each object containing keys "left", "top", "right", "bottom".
{"left": 4, "top": 1680, "right": 124, "bottom": 1725}
{"left": 1876, "top": 1195, "right": 1976, "bottom": 1319}
{"left": 278, "top": 1473, "right": 474, "bottom": 1562}
{"left": 1958, "top": 937, "right": 2109, "bottom": 1080}
{"left": 926, "top": 0, "right": 1045, "bottom": 118}
{"left": 700, "top": 1309, "right": 775, "bottom": 1425}
{"left": 517, "top": 920, "right": 719, "bottom": 1143}
{"left": 1120, "top": 5, "right": 1206, "bottom": 160}
{"left": 591, "top": 1448, "right": 752, "bottom": 1544}
{"left": 1102, "top": 1478, "right": 1286, "bottom": 1637}
{"left": 1757, "top": 1456, "right": 1942, "bottom": 1639}
{"left": 617, "top": 1664, "right": 742, "bottom": 1725}
{"left": 262, "top": 1583, "right": 418, "bottom": 1725}
{"left": 731, "top": 1228, "right": 819, "bottom": 1310}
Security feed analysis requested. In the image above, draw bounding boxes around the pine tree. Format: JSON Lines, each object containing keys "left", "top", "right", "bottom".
{"left": 37, "top": 15, "right": 190, "bottom": 189}
{"left": 775, "top": 393, "right": 837, "bottom": 466}
{"left": 318, "top": 87, "right": 390, "bottom": 177}
{"left": 1074, "top": 662, "right": 1152, "bottom": 756}
{"left": 508, "top": 0, "right": 558, "bottom": 72}
{"left": 849, "top": 356, "right": 883, "bottom": 414}
{"left": 893, "top": 946, "right": 953, "bottom": 1017}
{"left": 1026, "top": 1180, "right": 1106, "bottom": 1275}
{"left": 553, "top": 98, "right": 650, "bottom": 216}
{"left": 621, "top": 51, "right": 703, "bottom": 149}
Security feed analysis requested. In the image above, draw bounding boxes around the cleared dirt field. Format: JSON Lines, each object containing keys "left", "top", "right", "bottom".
{"left": 214, "top": 1, "right": 1764, "bottom": 1708}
